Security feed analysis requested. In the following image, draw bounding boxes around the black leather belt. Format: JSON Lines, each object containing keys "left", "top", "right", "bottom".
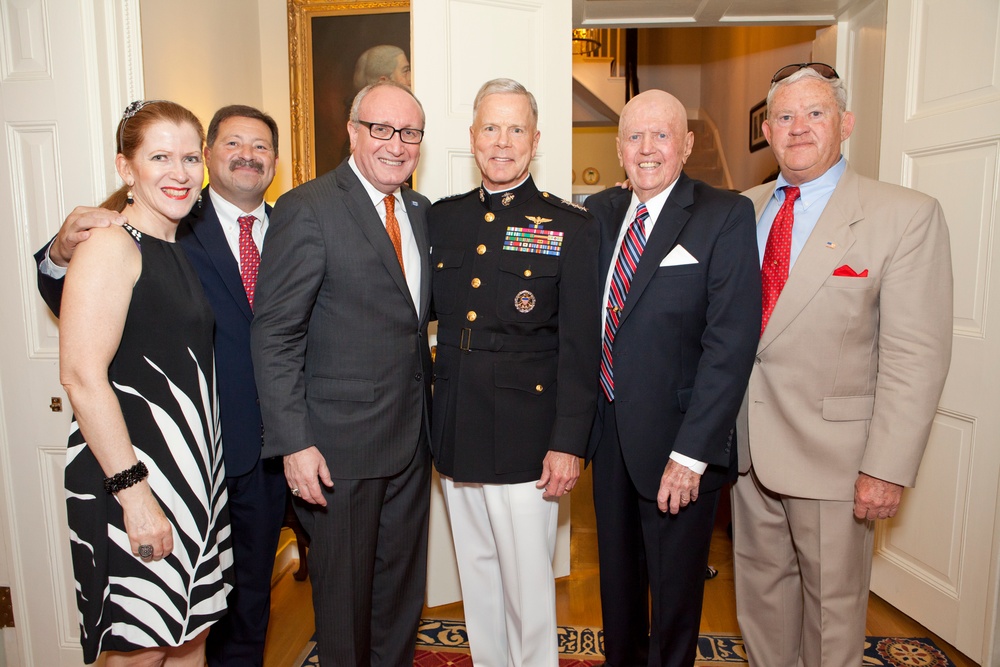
{"left": 437, "top": 328, "right": 558, "bottom": 353}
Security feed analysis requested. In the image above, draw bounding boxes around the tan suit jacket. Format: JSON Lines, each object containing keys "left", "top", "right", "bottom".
{"left": 737, "top": 166, "right": 952, "bottom": 501}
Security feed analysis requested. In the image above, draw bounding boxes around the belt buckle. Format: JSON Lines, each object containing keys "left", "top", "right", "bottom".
{"left": 460, "top": 328, "right": 472, "bottom": 352}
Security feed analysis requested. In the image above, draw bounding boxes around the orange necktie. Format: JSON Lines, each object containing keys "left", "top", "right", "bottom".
{"left": 384, "top": 195, "right": 405, "bottom": 277}
{"left": 760, "top": 186, "right": 800, "bottom": 336}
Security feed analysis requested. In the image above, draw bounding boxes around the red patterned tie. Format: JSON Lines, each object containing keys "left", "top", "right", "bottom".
{"left": 238, "top": 215, "right": 260, "bottom": 310}
{"left": 599, "top": 203, "right": 650, "bottom": 402}
{"left": 760, "top": 186, "right": 800, "bottom": 336}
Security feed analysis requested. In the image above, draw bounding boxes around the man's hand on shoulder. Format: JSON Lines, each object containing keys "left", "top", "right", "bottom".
{"left": 284, "top": 446, "right": 334, "bottom": 507}
{"left": 50, "top": 206, "right": 127, "bottom": 267}
{"left": 854, "top": 472, "right": 904, "bottom": 520}
{"left": 657, "top": 459, "right": 701, "bottom": 514}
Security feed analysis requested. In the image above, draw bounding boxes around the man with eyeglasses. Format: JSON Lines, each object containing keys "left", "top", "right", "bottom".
{"left": 428, "top": 78, "right": 600, "bottom": 667}
{"left": 733, "top": 63, "right": 953, "bottom": 667}
{"left": 251, "top": 80, "right": 432, "bottom": 667}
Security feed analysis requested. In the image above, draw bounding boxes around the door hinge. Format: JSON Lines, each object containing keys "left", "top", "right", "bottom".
{"left": 0, "top": 587, "right": 12, "bottom": 627}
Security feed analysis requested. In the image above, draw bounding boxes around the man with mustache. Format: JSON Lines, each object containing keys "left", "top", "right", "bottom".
{"left": 35, "top": 105, "right": 286, "bottom": 667}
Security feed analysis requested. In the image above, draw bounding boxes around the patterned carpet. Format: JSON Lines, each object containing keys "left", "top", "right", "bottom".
{"left": 294, "top": 618, "right": 957, "bottom": 666}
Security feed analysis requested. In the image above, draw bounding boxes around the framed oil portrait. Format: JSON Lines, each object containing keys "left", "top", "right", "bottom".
{"left": 288, "top": 0, "right": 410, "bottom": 185}
{"left": 748, "top": 98, "right": 768, "bottom": 153}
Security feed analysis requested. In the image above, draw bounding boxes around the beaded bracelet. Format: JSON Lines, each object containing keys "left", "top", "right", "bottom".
{"left": 103, "top": 461, "right": 148, "bottom": 494}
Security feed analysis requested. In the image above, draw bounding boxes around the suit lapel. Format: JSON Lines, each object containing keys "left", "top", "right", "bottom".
{"left": 619, "top": 174, "right": 694, "bottom": 324}
{"left": 337, "top": 164, "right": 417, "bottom": 315}
{"left": 402, "top": 186, "right": 430, "bottom": 324}
{"left": 759, "top": 168, "right": 862, "bottom": 350}
{"left": 185, "top": 190, "right": 254, "bottom": 322}
{"left": 599, "top": 189, "right": 633, "bottom": 288}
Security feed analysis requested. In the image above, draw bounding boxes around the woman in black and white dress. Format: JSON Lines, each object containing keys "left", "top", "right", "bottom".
{"left": 59, "top": 100, "right": 233, "bottom": 665}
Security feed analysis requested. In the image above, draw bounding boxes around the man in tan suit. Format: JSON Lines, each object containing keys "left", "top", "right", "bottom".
{"left": 733, "top": 63, "right": 953, "bottom": 667}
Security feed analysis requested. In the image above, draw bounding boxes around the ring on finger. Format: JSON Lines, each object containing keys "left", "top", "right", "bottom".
{"left": 291, "top": 488, "right": 301, "bottom": 497}
{"left": 138, "top": 544, "right": 154, "bottom": 560}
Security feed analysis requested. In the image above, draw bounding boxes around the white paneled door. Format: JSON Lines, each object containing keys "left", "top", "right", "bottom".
{"left": 871, "top": 0, "right": 1000, "bottom": 663}
{"left": 411, "top": 0, "right": 574, "bottom": 607}
{"left": 0, "top": 0, "right": 137, "bottom": 663}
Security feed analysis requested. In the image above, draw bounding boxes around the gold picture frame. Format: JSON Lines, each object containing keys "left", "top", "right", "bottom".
{"left": 288, "top": 0, "right": 410, "bottom": 185}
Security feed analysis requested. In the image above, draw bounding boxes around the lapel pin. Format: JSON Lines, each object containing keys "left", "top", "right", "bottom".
{"left": 825, "top": 241, "right": 837, "bottom": 249}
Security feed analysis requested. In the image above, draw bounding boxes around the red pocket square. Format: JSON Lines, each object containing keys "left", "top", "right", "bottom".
{"left": 833, "top": 265, "right": 868, "bottom": 278}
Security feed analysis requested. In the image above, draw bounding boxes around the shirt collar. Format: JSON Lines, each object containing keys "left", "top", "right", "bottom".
{"left": 629, "top": 177, "right": 678, "bottom": 226}
{"left": 774, "top": 156, "right": 847, "bottom": 207}
{"left": 208, "top": 186, "right": 266, "bottom": 223}
{"left": 478, "top": 174, "right": 537, "bottom": 211}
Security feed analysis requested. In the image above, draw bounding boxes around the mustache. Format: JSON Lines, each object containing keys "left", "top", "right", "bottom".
{"left": 229, "top": 157, "right": 264, "bottom": 174}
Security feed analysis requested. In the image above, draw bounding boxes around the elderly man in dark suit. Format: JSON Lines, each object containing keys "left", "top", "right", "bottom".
{"left": 250, "top": 81, "right": 432, "bottom": 667}
{"left": 35, "top": 105, "right": 287, "bottom": 667}
{"left": 585, "top": 89, "right": 761, "bottom": 667}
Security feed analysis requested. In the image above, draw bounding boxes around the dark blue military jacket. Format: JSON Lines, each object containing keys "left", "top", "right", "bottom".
{"left": 429, "top": 176, "right": 601, "bottom": 484}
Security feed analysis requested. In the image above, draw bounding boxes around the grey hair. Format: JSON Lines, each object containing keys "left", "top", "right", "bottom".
{"left": 349, "top": 80, "right": 426, "bottom": 126}
{"left": 352, "top": 45, "right": 406, "bottom": 90}
{"left": 767, "top": 66, "right": 848, "bottom": 114}
{"left": 472, "top": 78, "right": 539, "bottom": 126}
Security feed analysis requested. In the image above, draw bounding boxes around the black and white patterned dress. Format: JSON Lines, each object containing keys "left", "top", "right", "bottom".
{"left": 64, "top": 224, "right": 233, "bottom": 663}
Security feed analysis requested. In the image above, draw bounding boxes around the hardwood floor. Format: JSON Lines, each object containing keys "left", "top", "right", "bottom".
{"left": 263, "top": 467, "right": 978, "bottom": 666}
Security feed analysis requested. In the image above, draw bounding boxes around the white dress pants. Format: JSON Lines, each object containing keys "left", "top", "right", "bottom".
{"left": 440, "top": 476, "right": 560, "bottom": 667}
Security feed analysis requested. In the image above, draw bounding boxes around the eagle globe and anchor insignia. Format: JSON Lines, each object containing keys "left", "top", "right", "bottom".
{"left": 514, "top": 290, "right": 536, "bottom": 313}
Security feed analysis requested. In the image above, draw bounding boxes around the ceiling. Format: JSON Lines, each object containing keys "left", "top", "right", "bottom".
{"left": 572, "top": 0, "right": 862, "bottom": 27}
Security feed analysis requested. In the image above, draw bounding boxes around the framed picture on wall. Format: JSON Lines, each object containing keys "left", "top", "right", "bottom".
{"left": 749, "top": 99, "right": 768, "bottom": 153}
{"left": 288, "top": 0, "right": 411, "bottom": 185}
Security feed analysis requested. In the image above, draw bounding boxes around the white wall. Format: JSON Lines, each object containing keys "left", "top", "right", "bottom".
{"left": 638, "top": 29, "right": 703, "bottom": 111}
{"left": 139, "top": 0, "right": 293, "bottom": 201}
{"left": 700, "top": 26, "right": 819, "bottom": 190}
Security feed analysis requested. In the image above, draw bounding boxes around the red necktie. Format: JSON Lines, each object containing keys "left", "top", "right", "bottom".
{"left": 760, "top": 186, "right": 800, "bottom": 336}
{"left": 599, "top": 203, "right": 649, "bottom": 402}
{"left": 384, "top": 195, "right": 405, "bottom": 277}
{"left": 238, "top": 215, "right": 260, "bottom": 310}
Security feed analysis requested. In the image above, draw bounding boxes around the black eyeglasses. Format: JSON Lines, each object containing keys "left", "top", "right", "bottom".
{"left": 357, "top": 120, "right": 424, "bottom": 145}
{"left": 771, "top": 62, "right": 839, "bottom": 84}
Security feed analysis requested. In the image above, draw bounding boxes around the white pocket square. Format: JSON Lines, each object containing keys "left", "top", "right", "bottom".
{"left": 659, "top": 244, "right": 698, "bottom": 267}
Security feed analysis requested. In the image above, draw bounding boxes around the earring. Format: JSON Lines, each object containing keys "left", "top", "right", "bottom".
{"left": 197, "top": 193, "right": 203, "bottom": 206}
{"left": 126, "top": 189, "right": 134, "bottom": 206}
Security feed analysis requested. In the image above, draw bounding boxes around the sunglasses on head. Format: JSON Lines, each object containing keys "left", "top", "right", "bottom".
{"left": 771, "top": 62, "right": 839, "bottom": 84}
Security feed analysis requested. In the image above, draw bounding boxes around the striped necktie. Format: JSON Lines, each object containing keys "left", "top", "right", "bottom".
{"left": 600, "top": 203, "right": 650, "bottom": 402}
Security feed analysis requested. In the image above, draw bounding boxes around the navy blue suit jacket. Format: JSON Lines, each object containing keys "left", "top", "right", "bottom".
{"left": 585, "top": 174, "right": 762, "bottom": 498}
{"left": 35, "top": 186, "right": 268, "bottom": 477}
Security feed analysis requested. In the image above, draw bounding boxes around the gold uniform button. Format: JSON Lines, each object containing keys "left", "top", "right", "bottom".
{"left": 467, "top": 311, "right": 477, "bottom": 322}
{"left": 523, "top": 269, "right": 532, "bottom": 277}
{"left": 484, "top": 212, "right": 495, "bottom": 222}
{"left": 471, "top": 278, "right": 481, "bottom": 288}
{"left": 541, "top": 192, "right": 550, "bottom": 198}
{"left": 436, "top": 262, "right": 444, "bottom": 269}
{"left": 476, "top": 244, "right": 487, "bottom": 255}
{"left": 535, "top": 384, "right": 544, "bottom": 392}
